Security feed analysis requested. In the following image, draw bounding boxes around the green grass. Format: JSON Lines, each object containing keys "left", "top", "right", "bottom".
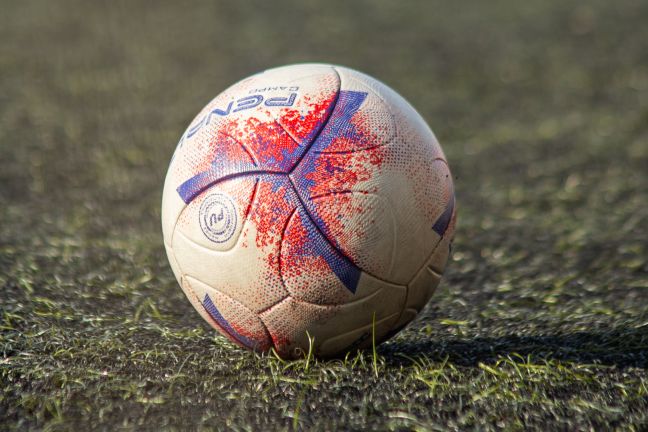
{"left": 1, "top": 0, "right": 648, "bottom": 430}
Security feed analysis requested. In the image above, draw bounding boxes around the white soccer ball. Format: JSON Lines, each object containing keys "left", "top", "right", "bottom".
{"left": 161, "top": 64, "right": 456, "bottom": 358}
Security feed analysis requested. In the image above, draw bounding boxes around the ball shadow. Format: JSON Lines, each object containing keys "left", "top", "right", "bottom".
{"left": 378, "top": 326, "right": 648, "bottom": 368}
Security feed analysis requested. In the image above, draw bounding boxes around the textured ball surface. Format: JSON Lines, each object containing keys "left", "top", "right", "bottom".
{"left": 161, "top": 64, "right": 456, "bottom": 358}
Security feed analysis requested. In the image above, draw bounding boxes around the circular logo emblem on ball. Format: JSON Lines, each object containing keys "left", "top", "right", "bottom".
{"left": 199, "top": 193, "right": 237, "bottom": 243}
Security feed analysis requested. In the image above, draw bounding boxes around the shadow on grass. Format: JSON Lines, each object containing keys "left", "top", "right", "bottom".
{"left": 379, "top": 326, "right": 648, "bottom": 368}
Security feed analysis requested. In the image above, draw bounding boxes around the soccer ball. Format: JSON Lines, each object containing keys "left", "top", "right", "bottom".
{"left": 161, "top": 64, "right": 456, "bottom": 358}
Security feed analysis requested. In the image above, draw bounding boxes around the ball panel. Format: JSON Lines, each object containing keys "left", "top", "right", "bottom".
{"left": 172, "top": 227, "right": 288, "bottom": 313}
{"left": 385, "top": 158, "right": 453, "bottom": 283}
{"left": 318, "top": 311, "right": 400, "bottom": 356}
{"left": 340, "top": 66, "right": 455, "bottom": 285}
{"left": 309, "top": 70, "right": 396, "bottom": 154}
{"left": 174, "top": 175, "right": 259, "bottom": 252}
{"left": 428, "top": 207, "right": 456, "bottom": 274}
{"left": 287, "top": 76, "right": 399, "bottom": 281}
{"left": 171, "top": 178, "right": 291, "bottom": 312}
{"left": 391, "top": 308, "right": 419, "bottom": 335}
{"left": 183, "top": 275, "right": 272, "bottom": 352}
{"left": 260, "top": 273, "right": 406, "bottom": 358}
{"left": 308, "top": 191, "right": 396, "bottom": 278}
{"left": 163, "top": 242, "right": 183, "bottom": 287}
{"left": 336, "top": 65, "right": 447, "bottom": 161}
{"left": 407, "top": 266, "right": 443, "bottom": 314}
{"left": 172, "top": 64, "right": 340, "bottom": 177}
{"left": 289, "top": 66, "right": 455, "bottom": 285}
{"left": 173, "top": 134, "right": 261, "bottom": 206}
{"left": 390, "top": 211, "right": 456, "bottom": 331}
{"left": 161, "top": 159, "right": 191, "bottom": 248}
{"left": 279, "top": 207, "right": 359, "bottom": 305}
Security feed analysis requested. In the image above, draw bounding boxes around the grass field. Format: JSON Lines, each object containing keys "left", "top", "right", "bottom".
{"left": 1, "top": 0, "right": 647, "bottom": 430}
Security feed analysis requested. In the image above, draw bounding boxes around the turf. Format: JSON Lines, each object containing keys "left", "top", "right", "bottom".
{"left": 1, "top": 0, "right": 647, "bottom": 430}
